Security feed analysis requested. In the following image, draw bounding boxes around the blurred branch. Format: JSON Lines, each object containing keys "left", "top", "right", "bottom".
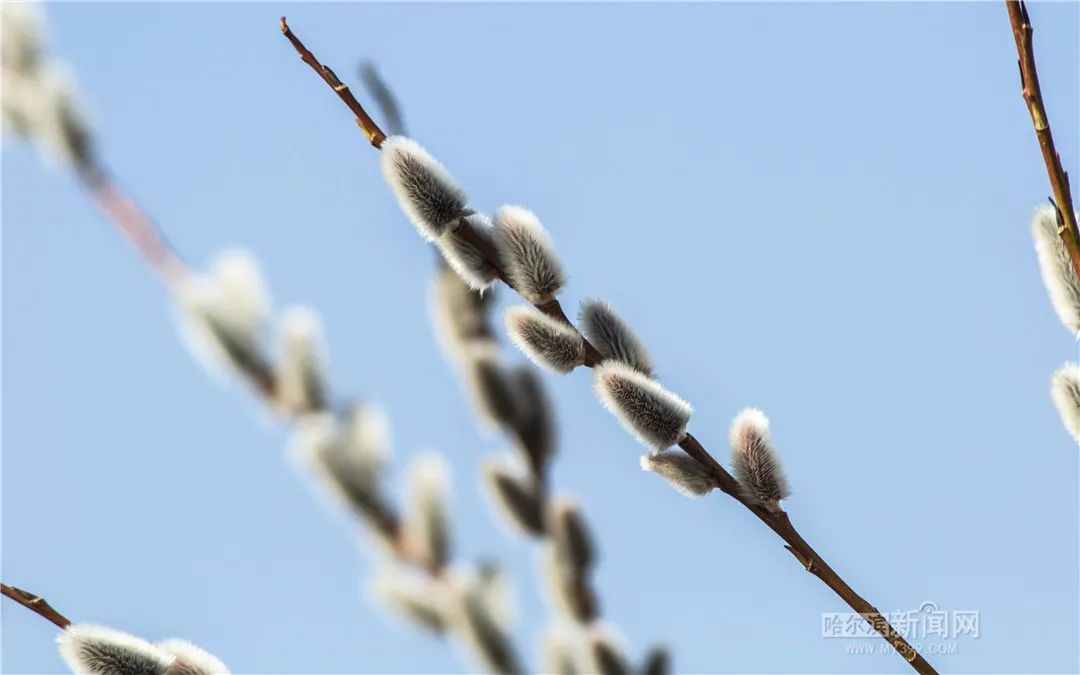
{"left": 2, "top": 583, "right": 72, "bottom": 629}
{"left": 1006, "top": 0, "right": 1080, "bottom": 279}
{"left": 359, "top": 62, "right": 406, "bottom": 137}
{"left": 280, "top": 20, "right": 937, "bottom": 675}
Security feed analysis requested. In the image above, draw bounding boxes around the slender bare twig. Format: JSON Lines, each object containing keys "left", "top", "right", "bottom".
{"left": 280, "top": 19, "right": 937, "bottom": 674}
{"left": 1006, "top": 0, "right": 1080, "bottom": 280}
{"left": 2, "top": 583, "right": 72, "bottom": 629}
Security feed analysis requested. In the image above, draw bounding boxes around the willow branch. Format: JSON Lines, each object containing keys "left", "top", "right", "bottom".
{"left": 1006, "top": 0, "right": 1080, "bottom": 280}
{"left": 2, "top": 583, "right": 72, "bottom": 629}
{"left": 280, "top": 20, "right": 938, "bottom": 674}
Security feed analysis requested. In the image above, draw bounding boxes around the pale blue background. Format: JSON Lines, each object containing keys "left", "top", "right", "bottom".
{"left": 2, "top": 2, "right": 1078, "bottom": 673}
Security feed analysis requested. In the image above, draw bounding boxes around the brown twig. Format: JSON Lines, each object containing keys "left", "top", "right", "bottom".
{"left": 1006, "top": 0, "right": 1080, "bottom": 280}
{"left": 2, "top": 583, "right": 72, "bottom": 629}
{"left": 280, "top": 19, "right": 938, "bottom": 674}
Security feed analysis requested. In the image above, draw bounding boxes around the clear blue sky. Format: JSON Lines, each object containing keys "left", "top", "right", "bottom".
{"left": 3, "top": 2, "right": 1078, "bottom": 674}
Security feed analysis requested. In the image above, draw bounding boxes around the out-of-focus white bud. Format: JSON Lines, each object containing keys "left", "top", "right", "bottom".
{"left": 437, "top": 213, "right": 500, "bottom": 291}
{"left": 404, "top": 452, "right": 451, "bottom": 570}
{"left": 370, "top": 567, "right": 450, "bottom": 633}
{"left": 482, "top": 457, "right": 544, "bottom": 536}
{"left": 1051, "top": 362, "right": 1080, "bottom": 446}
{"left": 1031, "top": 206, "right": 1080, "bottom": 335}
{"left": 276, "top": 306, "right": 328, "bottom": 414}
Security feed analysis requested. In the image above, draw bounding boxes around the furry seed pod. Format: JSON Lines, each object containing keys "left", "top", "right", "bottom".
{"left": 493, "top": 205, "right": 566, "bottom": 303}
{"left": 549, "top": 499, "right": 595, "bottom": 573}
{"left": 730, "top": 408, "right": 790, "bottom": 511}
{"left": 1032, "top": 206, "right": 1080, "bottom": 335}
{"left": 32, "top": 65, "right": 93, "bottom": 169}
{"left": 381, "top": 136, "right": 468, "bottom": 241}
{"left": 277, "top": 306, "right": 328, "bottom": 414}
{"left": 505, "top": 305, "right": 585, "bottom": 374}
{"left": 174, "top": 250, "right": 274, "bottom": 391}
{"left": 640, "top": 449, "right": 715, "bottom": 497}
{"left": 454, "top": 570, "right": 522, "bottom": 675}
{"left": 594, "top": 363, "right": 692, "bottom": 451}
{"left": 1, "top": 3, "right": 44, "bottom": 75}
{"left": 57, "top": 624, "right": 170, "bottom": 675}
{"left": 483, "top": 458, "right": 544, "bottom": 536}
{"left": 587, "top": 628, "right": 630, "bottom": 675}
{"left": 462, "top": 341, "right": 521, "bottom": 431}
{"left": 579, "top": 299, "right": 652, "bottom": 375}
{"left": 541, "top": 624, "right": 583, "bottom": 675}
{"left": 371, "top": 570, "right": 449, "bottom": 633}
{"left": 405, "top": 452, "right": 452, "bottom": 570}
{"left": 538, "top": 544, "right": 597, "bottom": 623}
{"left": 641, "top": 646, "right": 671, "bottom": 675}
{"left": 438, "top": 213, "right": 500, "bottom": 290}
{"left": 158, "top": 640, "right": 230, "bottom": 675}
{"left": 429, "top": 266, "right": 494, "bottom": 363}
{"left": 291, "top": 409, "right": 395, "bottom": 540}
{"left": 1051, "top": 363, "right": 1080, "bottom": 445}
{"left": 508, "top": 365, "right": 556, "bottom": 466}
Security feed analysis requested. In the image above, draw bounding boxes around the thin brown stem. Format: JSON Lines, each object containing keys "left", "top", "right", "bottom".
{"left": 77, "top": 166, "right": 188, "bottom": 289}
{"left": 280, "top": 21, "right": 937, "bottom": 674}
{"left": 1006, "top": 1, "right": 1080, "bottom": 280}
{"left": 280, "top": 18, "right": 386, "bottom": 149}
{"left": 2, "top": 583, "right": 72, "bottom": 629}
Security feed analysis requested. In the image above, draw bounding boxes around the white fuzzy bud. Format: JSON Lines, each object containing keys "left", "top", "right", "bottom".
{"left": 730, "top": 408, "right": 790, "bottom": 511}
{"left": 640, "top": 449, "right": 714, "bottom": 497}
{"left": 277, "top": 306, "right": 328, "bottom": 414}
{"left": 540, "top": 624, "right": 583, "bottom": 675}
{"left": 505, "top": 305, "right": 585, "bottom": 374}
{"left": 452, "top": 568, "right": 522, "bottom": 675}
{"left": 381, "top": 136, "right": 467, "bottom": 241}
{"left": 508, "top": 365, "right": 556, "bottom": 466}
{"left": 483, "top": 457, "right": 544, "bottom": 536}
{"left": 437, "top": 213, "right": 499, "bottom": 290}
{"left": 1032, "top": 206, "right": 1080, "bottom": 335}
{"left": 404, "top": 452, "right": 451, "bottom": 569}
{"left": 594, "top": 363, "right": 692, "bottom": 451}
{"left": 158, "top": 640, "right": 230, "bottom": 675}
{"left": 493, "top": 206, "right": 566, "bottom": 303}
{"left": 1, "top": 3, "right": 44, "bottom": 76}
{"left": 174, "top": 250, "right": 273, "bottom": 390}
{"left": 57, "top": 624, "right": 170, "bottom": 675}
{"left": 587, "top": 627, "right": 630, "bottom": 675}
{"left": 579, "top": 299, "right": 652, "bottom": 375}
{"left": 371, "top": 569, "right": 450, "bottom": 633}
{"left": 1051, "top": 362, "right": 1080, "bottom": 446}
{"left": 461, "top": 341, "right": 521, "bottom": 431}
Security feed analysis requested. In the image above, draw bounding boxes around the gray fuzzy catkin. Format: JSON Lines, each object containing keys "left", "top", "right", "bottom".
{"left": 406, "top": 452, "right": 451, "bottom": 570}
{"left": 729, "top": 408, "right": 790, "bottom": 511}
{"left": 508, "top": 365, "right": 556, "bottom": 466}
{"left": 483, "top": 459, "right": 544, "bottom": 535}
{"left": 493, "top": 206, "right": 566, "bottom": 303}
{"left": 505, "top": 306, "right": 585, "bottom": 374}
{"left": 594, "top": 363, "right": 692, "bottom": 451}
{"left": 57, "top": 625, "right": 170, "bottom": 675}
{"left": 549, "top": 499, "right": 594, "bottom": 573}
{"left": 640, "top": 449, "right": 714, "bottom": 497}
{"left": 1032, "top": 206, "right": 1080, "bottom": 335}
{"left": 438, "top": 213, "right": 500, "bottom": 291}
{"left": 158, "top": 641, "right": 230, "bottom": 675}
{"left": 461, "top": 341, "right": 521, "bottom": 431}
{"left": 588, "top": 630, "right": 630, "bottom": 675}
{"left": 579, "top": 299, "right": 653, "bottom": 375}
{"left": 1051, "top": 362, "right": 1080, "bottom": 445}
{"left": 381, "top": 136, "right": 468, "bottom": 241}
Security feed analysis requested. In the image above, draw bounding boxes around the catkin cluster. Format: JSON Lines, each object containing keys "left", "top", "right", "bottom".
{"left": 1, "top": 3, "right": 93, "bottom": 169}
{"left": 386, "top": 137, "right": 793, "bottom": 511}
{"left": 174, "top": 250, "right": 522, "bottom": 674}
{"left": 1031, "top": 206, "right": 1080, "bottom": 445}
{"left": 430, "top": 266, "right": 666, "bottom": 674}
